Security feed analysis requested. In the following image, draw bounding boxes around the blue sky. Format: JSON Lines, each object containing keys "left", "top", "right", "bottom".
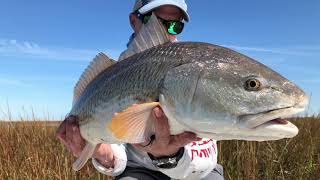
{"left": 0, "top": 0, "right": 319, "bottom": 120}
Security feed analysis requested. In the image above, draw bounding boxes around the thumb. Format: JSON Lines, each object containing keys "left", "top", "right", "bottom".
{"left": 171, "top": 132, "right": 197, "bottom": 147}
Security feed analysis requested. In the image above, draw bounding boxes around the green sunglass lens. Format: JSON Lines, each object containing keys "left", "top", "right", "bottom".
{"left": 166, "top": 21, "right": 184, "bottom": 35}
{"left": 168, "top": 22, "right": 178, "bottom": 35}
{"left": 143, "top": 16, "right": 151, "bottom": 24}
{"left": 140, "top": 14, "right": 184, "bottom": 35}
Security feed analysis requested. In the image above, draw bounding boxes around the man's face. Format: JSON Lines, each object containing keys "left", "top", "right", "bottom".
{"left": 154, "top": 5, "right": 184, "bottom": 42}
{"left": 135, "top": 5, "right": 184, "bottom": 42}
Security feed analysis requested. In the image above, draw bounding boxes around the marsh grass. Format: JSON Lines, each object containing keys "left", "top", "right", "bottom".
{"left": 0, "top": 121, "right": 112, "bottom": 180}
{"left": 0, "top": 117, "right": 319, "bottom": 179}
{"left": 218, "top": 117, "right": 320, "bottom": 180}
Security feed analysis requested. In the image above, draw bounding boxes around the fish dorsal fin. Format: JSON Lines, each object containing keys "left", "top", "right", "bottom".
{"left": 119, "top": 13, "right": 170, "bottom": 61}
{"left": 73, "top": 52, "right": 116, "bottom": 104}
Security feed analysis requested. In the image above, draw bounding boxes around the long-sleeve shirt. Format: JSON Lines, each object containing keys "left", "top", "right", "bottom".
{"left": 92, "top": 138, "right": 218, "bottom": 179}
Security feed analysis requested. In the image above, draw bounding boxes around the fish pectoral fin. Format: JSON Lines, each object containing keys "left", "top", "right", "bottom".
{"left": 72, "top": 142, "right": 96, "bottom": 171}
{"left": 107, "top": 102, "right": 160, "bottom": 143}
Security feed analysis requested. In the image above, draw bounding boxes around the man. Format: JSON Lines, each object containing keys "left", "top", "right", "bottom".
{"left": 56, "top": 0, "right": 224, "bottom": 179}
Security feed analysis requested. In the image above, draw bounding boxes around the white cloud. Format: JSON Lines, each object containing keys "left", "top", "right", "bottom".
{"left": 0, "top": 74, "right": 78, "bottom": 88}
{"left": 222, "top": 44, "right": 320, "bottom": 56}
{"left": 297, "top": 79, "right": 320, "bottom": 84}
{"left": 0, "top": 77, "right": 30, "bottom": 87}
{"left": 0, "top": 39, "right": 122, "bottom": 61}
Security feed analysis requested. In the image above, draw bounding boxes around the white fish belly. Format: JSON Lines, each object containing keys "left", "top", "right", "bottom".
{"left": 79, "top": 97, "right": 141, "bottom": 144}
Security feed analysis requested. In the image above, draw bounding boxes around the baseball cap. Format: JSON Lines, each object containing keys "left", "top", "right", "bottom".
{"left": 133, "top": 0, "right": 189, "bottom": 22}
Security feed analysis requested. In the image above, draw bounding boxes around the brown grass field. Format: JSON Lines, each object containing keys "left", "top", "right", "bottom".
{"left": 0, "top": 117, "right": 319, "bottom": 180}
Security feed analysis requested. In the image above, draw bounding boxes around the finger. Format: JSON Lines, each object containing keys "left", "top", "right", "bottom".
{"left": 93, "top": 144, "right": 114, "bottom": 161}
{"left": 170, "top": 132, "right": 197, "bottom": 147}
{"left": 56, "top": 121, "right": 67, "bottom": 144}
{"left": 65, "top": 122, "right": 74, "bottom": 145}
{"left": 56, "top": 115, "right": 77, "bottom": 141}
{"left": 66, "top": 124, "right": 85, "bottom": 157}
{"left": 73, "top": 126, "right": 86, "bottom": 151}
{"left": 131, "top": 134, "right": 155, "bottom": 152}
{"left": 65, "top": 116, "right": 80, "bottom": 139}
{"left": 153, "top": 107, "right": 170, "bottom": 145}
{"left": 65, "top": 122, "right": 79, "bottom": 146}
{"left": 131, "top": 143, "right": 151, "bottom": 153}
{"left": 66, "top": 115, "right": 78, "bottom": 124}
{"left": 132, "top": 138, "right": 150, "bottom": 148}
{"left": 131, "top": 143, "right": 141, "bottom": 150}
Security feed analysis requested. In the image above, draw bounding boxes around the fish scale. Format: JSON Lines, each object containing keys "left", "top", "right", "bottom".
{"left": 72, "top": 43, "right": 195, "bottom": 120}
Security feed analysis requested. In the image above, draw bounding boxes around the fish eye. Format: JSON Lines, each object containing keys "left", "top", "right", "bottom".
{"left": 245, "top": 78, "right": 261, "bottom": 91}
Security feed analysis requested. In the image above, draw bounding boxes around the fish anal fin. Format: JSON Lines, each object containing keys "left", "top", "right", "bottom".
{"left": 107, "top": 102, "right": 160, "bottom": 143}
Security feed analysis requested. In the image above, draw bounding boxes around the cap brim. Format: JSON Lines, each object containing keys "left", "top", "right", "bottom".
{"left": 138, "top": 0, "right": 189, "bottom": 22}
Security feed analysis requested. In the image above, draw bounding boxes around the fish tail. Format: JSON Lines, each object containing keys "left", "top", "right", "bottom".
{"left": 72, "top": 142, "right": 96, "bottom": 171}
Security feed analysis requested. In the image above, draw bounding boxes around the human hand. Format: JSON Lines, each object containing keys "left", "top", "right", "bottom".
{"left": 133, "top": 107, "right": 200, "bottom": 158}
{"left": 56, "top": 116, "right": 114, "bottom": 168}
{"left": 56, "top": 116, "right": 85, "bottom": 157}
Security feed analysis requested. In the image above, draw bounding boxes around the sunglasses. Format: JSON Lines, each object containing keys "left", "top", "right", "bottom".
{"left": 137, "top": 12, "right": 185, "bottom": 35}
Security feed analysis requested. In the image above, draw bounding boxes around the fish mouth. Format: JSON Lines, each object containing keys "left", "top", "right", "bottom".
{"left": 266, "top": 118, "right": 289, "bottom": 125}
{"left": 241, "top": 94, "right": 308, "bottom": 129}
{"left": 240, "top": 106, "right": 305, "bottom": 129}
